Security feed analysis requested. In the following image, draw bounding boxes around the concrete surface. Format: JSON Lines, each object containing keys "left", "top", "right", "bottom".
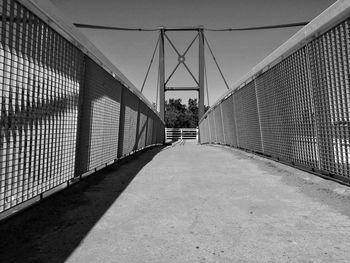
{"left": 1, "top": 141, "right": 350, "bottom": 262}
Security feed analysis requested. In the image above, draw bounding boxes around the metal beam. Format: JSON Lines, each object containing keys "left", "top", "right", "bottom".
{"left": 158, "top": 26, "right": 205, "bottom": 122}
{"left": 159, "top": 29, "right": 165, "bottom": 121}
{"left": 198, "top": 28, "right": 205, "bottom": 119}
{"left": 165, "top": 87, "right": 200, "bottom": 91}
{"left": 163, "top": 27, "right": 202, "bottom": 31}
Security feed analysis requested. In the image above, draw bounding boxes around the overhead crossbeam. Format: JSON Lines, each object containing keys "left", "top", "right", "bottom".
{"left": 165, "top": 86, "right": 200, "bottom": 91}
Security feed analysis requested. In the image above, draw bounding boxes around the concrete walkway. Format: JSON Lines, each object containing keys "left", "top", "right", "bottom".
{"left": 2, "top": 141, "right": 350, "bottom": 262}
{"left": 64, "top": 141, "right": 350, "bottom": 263}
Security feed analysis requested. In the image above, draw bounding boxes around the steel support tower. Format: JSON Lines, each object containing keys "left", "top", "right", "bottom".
{"left": 158, "top": 26, "right": 205, "bottom": 122}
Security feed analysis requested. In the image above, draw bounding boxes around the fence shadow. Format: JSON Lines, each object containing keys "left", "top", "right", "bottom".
{"left": 0, "top": 145, "right": 165, "bottom": 263}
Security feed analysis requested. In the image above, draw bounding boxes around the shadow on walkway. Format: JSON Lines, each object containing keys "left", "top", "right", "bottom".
{"left": 0, "top": 145, "right": 166, "bottom": 263}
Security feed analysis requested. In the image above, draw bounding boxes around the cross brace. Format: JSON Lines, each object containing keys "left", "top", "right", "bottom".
{"left": 158, "top": 27, "right": 205, "bottom": 122}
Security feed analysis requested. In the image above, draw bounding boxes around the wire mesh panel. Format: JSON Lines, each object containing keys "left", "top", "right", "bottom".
{"left": 199, "top": 121, "right": 204, "bottom": 143}
{"left": 146, "top": 109, "right": 153, "bottom": 146}
{"left": 208, "top": 113, "right": 216, "bottom": 143}
{"left": 280, "top": 48, "right": 318, "bottom": 166}
{"left": 202, "top": 117, "right": 210, "bottom": 144}
{"left": 308, "top": 18, "right": 350, "bottom": 178}
{"left": 137, "top": 102, "right": 148, "bottom": 150}
{"left": 254, "top": 70, "right": 277, "bottom": 156}
{"left": 220, "top": 95, "right": 237, "bottom": 147}
{"left": 199, "top": 118, "right": 209, "bottom": 144}
{"left": 214, "top": 105, "right": 224, "bottom": 144}
{"left": 156, "top": 119, "right": 164, "bottom": 144}
{"left": 77, "top": 57, "right": 121, "bottom": 173}
{"left": 255, "top": 48, "right": 318, "bottom": 167}
{"left": 151, "top": 115, "right": 158, "bottom": 145}
{"left": 233, "top": 81, "right": 262, "bottom": 153}
{"left": 199, "top": 12, "right": 350, "bottom": 183}
{"left": 204, "top": 118, "right": 210, "bottom": 143}
{"left": 0, "top": 0, "right": 165, "bottom": 216}
{"left": 120, "top": 89, "right": 139, "bottom": 156}
{"left": 0, "top": 0, "right": 84, "bottom": 212}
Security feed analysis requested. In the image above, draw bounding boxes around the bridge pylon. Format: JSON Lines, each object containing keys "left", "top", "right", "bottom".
{"left": 158, "top": 26, "right": 205, "bottom": 122}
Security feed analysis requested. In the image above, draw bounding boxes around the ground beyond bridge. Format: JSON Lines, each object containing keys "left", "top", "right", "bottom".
{"left": 1, "top": 141, "right": 350, "bottom": 262}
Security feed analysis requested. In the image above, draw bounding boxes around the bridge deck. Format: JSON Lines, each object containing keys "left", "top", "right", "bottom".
{"left": 1, "top": 141, "right": 350, "bottom": 262}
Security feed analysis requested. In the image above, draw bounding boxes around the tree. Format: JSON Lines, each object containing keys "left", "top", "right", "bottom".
{"left": 165, "top": 98, "right": 210, "bottom": 128}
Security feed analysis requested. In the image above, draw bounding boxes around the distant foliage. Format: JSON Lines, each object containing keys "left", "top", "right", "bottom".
{"left": 165, "top": 98, "right": 209, "bottom": 128}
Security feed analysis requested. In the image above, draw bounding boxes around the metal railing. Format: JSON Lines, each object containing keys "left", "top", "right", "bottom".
{"left": 0, "top": 0, "right": 164, "bottom": 217}
{"left": 165, "top": 128, "right": 198, "bottom": 141}
{"left": 199, "top": 0, "right": 350, "bottom": 184}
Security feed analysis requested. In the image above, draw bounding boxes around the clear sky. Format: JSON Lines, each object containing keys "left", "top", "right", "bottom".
{"left": 51, "top": 0, "right": 336, "bottom": 108}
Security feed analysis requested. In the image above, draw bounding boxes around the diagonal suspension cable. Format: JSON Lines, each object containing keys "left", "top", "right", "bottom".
{"left": 141, "top": 34, "right": 160, "bottom": 93}
{"left": 204, "top": 34, "right": 230, "bottom": 90}
{"left": 156, "top": 62, "right": 160, "bottom": 110}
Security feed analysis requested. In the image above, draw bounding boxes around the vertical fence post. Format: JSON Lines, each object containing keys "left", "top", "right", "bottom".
{"left": 305, "top": 46, "right": 322, "bottom": 169}
{"left": 74, "top": 55, "right": 86, "bottom": 177}
{"left": 144, "top": 115, "right": 149, "bottom": 149}
{"left": 220, "top": 104, "right": 226, "bottom": 145}
{"left": 117, "top": 87, "right": 125, "bottom": 158}
{"left": 134, "top": 100, "right": 141, "bottom": 151}
{"left": 208, "top": 115, "right": 212, "bottom": 144}
{"left": 181, "top": 129, "right": 183, "bottom": 140}
{"left": 232, "top": 94, "right": 239, "bottom": 147}
{"left": 213, "top": 110, "right": 217, "bottom": 143}
{"left": 254, "top": 78, "right": 264, "bottom": 153}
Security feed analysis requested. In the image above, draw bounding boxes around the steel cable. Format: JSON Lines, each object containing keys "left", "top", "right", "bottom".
{"left": 203, "top": 35, "right": 230, "bottom": 90}
{"left": 141, "top": 34, "right": 160, "bottom": 92}
{"left": 73, "top": 22, "right": 309, "bottom": 32}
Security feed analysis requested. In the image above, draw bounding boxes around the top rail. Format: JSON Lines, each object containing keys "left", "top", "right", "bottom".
{"left": 18, "top": 0, "right": 163, "bottom": 123}
{"left": 200, "top": 0, "right": 350, "bottom": 122}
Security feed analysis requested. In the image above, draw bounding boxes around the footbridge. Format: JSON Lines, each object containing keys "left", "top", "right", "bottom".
{"left": 1, "top": 0, "right": 350, "bottom": 262}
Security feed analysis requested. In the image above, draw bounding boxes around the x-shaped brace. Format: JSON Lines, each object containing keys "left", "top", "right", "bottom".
{"left": 164, "top": 32, "right": 200, "bottom": 86}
